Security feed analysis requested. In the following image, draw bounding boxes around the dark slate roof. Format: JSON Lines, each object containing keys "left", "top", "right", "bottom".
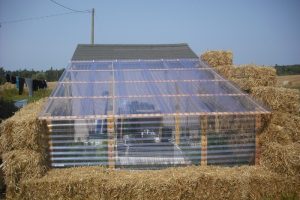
{"left": 71, "top": 43, "right": 198, "bottom": 61}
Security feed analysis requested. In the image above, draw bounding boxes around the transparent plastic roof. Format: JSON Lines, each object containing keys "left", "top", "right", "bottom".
{"left": 40, "top": 59, "right": 269, "bottom": 120}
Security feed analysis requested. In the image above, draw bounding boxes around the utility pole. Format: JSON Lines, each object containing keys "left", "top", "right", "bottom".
{"left": 91, "top": 8, "right": 95, "bottom": 45}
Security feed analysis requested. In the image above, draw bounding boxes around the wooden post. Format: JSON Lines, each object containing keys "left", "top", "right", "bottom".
{"left": 120, "top": 117, "right": 123, "bottom": 140}
{"left": 45, "top": 119, "right": 53, "bottom": 167}
{"left": 215, "top": 115, "right": 220, "bottom": 133}
{"left": 175, "top": 115, "right": 180, "bottom": 145}
{"left": 200, "top": 115, "right": 208, "bottom": 166}
{"left": 174, "top": 82, "right": 181, "bottom": 145}
{"left": 255, "top": 114, "right": 262, "bottom": 165}
{"left": 107, "top": 61, "right": 116, "bottom": 169}
{"left": 107, "top": 112, "right": 115, "bottom": 169}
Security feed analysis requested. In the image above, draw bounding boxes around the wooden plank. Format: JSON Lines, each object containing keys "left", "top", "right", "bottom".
{"left": 107, "top": 114, "right": 115, "bottom": 169}
{"left": 255, "top": 114, "right": 262, "bottom": 165}
{"left": 120, "top": 117, "right": 124, "bottom": 140}
{"left": 215, "top": 115, "right": 220, "bottom": 133}
{"left": 200, "top": 116, "right": 208, "bottom": 166}
{"left": 49, "top": 93, "right": 247, "bottom": 99}
{"left": 67, "top": 67, "right": 212, "bottom": 72}
{"left": 39, "top": 111, "right": 272, "bottom": 120}
{"left": 59, "top": 79, "right": 227, "bottom": 84}
{"left": 175, "top": 115, "right": 180, "bottom": 145}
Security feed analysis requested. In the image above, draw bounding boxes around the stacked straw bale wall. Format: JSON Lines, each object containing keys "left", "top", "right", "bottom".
{"left": 16, "top": 166, "right": 299, "bottom": 200}
{"left": 251, "top": 86, "right": 300, "bottom": 114}
{"left": 0, "top": 99, "right": 49, "bottom": 198}
{"left": 200, "top": 51, "right": 276, "bottom": 92}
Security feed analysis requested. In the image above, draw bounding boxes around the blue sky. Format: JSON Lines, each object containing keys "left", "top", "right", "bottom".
{"left": 0, "top": 0, "right": 300, "bottom": 70}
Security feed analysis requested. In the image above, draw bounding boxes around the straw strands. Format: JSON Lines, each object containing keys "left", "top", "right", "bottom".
{"left": 0, "top": 99, "right": 49, "bottom": 154}
{"left": 251, "top": 87, "right": 300, "bottom": 114}
{"left": 201, "top": 51, "right": 233, "bottom": 68}
{"left": 0, "top": 98, "right": 49, "bottom": 198}
{"left": 16, "top": 166, "right": 299, "bottom": 200}
{"left": 260, "top": 142, "right": 300, "bottom": 176}
{"left": 213, "top": 64, "right": 277, "bottom": 92}
{"left": 2, "top": 150, "right": 47, "bottom": 187}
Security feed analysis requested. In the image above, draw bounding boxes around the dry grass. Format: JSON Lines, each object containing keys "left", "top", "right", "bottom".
{"left": 46, "top": 82, "right": 57, "bottom": 90}
{"left": 0, "top": 82, "right": 15, "bottom": 91}
{"left": 277, "top": 75, "right": 300, "bottom": 91}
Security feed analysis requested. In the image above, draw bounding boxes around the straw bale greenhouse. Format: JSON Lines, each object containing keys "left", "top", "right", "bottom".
{"left": 39, "top": 44, "right": 270, "bottom": 169}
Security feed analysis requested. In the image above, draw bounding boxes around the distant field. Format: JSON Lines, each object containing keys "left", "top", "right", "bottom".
{"left": 277, "top": 75, "right": 300, "bottom": 91}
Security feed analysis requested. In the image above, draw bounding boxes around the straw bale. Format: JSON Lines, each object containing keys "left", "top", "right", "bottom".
{"left": 213, "top": 65, "right": 235, "bottom": 78}
{"left": 231, "top": 78, "right": 276, "bottom": 92}
{"left": 251, "top": 86, "right": 300, "bottom": 114}
{"left": 269, "top": 112, "right": 300, "bottom": 142}
{"left": 233, "top": 65, "right": 276, "bottom": 81}
{"left": 201, "top": 51, "right": 233, "bottom": 68}
{"left": 259, "top": 123, "right": 293, "bottom": 145}
{"left": 0, "top": 161, "right": 4, "bottom": 195}
{"left": 260, "top": 142, "right": 300, "bottom": 176}
{"left": 0, "top": 98, "right": 49, "bottom": 154}
{"left": 12, "top": 166, "right": 298, "bottom": 200}
{"left": 2, "top": 150, "right": 47, "bottom": 187}
{"left": 212, "top": 65, "right": 276, "bottom": 92}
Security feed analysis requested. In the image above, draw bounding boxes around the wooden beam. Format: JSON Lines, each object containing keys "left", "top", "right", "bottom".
{"left": 215, "top": 115, "right": 220, "bottom": 133}
{"left": 200, "top": 115, "right": 208, "bottom": 166}
{"left": 107, "top": 113, "right": 115, "bottom": 169}
{"left": 175, "top": 115, "right": 180, "bottom": 145}
{"left": 255, "top": 114, "right": 262, "bottom": 165}
{"left": 59, "top": 79, "right": 227, "bottom": 84}
{"left": 67, "top": 67, "right": 212, "bottom": 72}
{"left": 39, "top": 111, "right": 271, "bottom": 120}
{"left": 49, "top": 93, "right": 247, "bottom": 99}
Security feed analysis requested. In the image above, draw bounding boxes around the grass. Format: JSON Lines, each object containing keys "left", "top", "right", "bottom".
{"left": 0, "top": 87, "right": 52, "bottom": 103}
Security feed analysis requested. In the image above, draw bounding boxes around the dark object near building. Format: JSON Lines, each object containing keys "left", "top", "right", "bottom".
{"left": 0, "top": 98, "right": 18, "bottom": 123}
{"left": 5, "top": 74, "right": 10, "bottom": 82}
{"left": 18, "top": 77, "right": 25, "bottom": 95}
{"left": 162, "top": 127, "right": 172, "bottom": 142}
{"left": 11, "top": 76, "right": 16, "bottom": 84}
{"left": 32, "top": 80, "right": 39, "bottom": 91}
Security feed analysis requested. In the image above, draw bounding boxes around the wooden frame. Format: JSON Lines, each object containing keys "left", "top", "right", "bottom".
{"left": 200, "top": 115, "right": 208, "bottom": 166}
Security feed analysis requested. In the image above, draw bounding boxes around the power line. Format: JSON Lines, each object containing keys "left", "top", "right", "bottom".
{"left": 49, "top": 0, "right": 90, "bottom": 13}
{"left": 0, "top": 11, "right": 89, "bottom": 26}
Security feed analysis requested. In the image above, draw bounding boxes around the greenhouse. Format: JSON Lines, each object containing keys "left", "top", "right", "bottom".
{"left": 39, "top": 44, "right": 270, "bottom": 169}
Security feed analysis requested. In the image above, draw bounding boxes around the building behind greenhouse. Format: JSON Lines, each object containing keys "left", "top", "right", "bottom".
{"left": 39, "top": 44, "right": 270, "bottom": 169}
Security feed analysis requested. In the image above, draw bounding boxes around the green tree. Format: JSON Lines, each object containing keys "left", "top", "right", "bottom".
{"left": 0, "top": 67, "right": 5, "bottom": 84}
{"left": 32, "top": 72, "right": 46, "bottom": 80}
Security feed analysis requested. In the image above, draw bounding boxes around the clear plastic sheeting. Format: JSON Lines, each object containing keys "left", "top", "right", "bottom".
{"left": 40, "top": 59, "right": 270, "bottom": 169}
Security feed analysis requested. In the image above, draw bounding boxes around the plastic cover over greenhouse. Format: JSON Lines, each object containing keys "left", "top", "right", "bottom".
{"left": 39, "top": 44, "right": 270, "bottom": 169}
